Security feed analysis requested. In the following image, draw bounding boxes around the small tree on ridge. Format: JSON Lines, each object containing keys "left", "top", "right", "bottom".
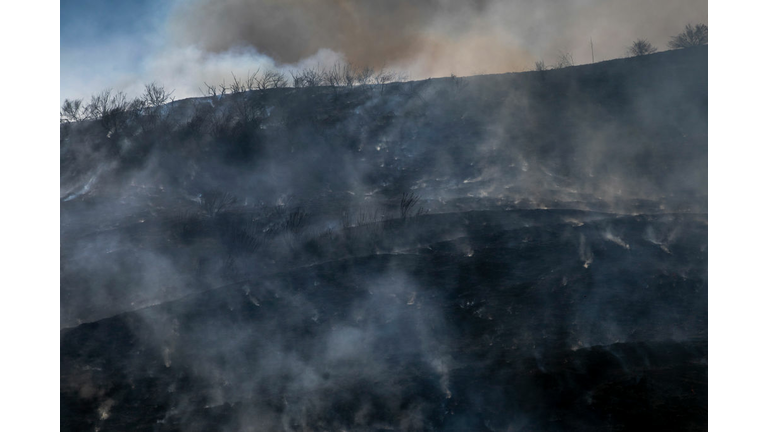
{"left": 669, "top": 24, "right": 708, "bottom": 49}
{"left": 627, "top": 39, "right": 658, "bottom": 56}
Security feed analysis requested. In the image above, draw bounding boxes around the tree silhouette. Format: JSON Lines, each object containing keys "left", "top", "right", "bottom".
{"left": 60, "top": 99, "right": 84, "bottom": 123}
{"left": 669, "top": 24, "right": 708, "bottom": 49}
{"left": 554, "top": 51, "right": 574, "bottom": 69}
{"left": 628, "top": 39, "right": 658, "bottom": 56}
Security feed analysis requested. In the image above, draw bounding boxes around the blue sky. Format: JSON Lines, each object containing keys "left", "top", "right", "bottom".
{"left": 60, "top": 0, "right": 172, "bottom": 101}
{"left": 61, "top": 0, "right": 165, "bottom": 44}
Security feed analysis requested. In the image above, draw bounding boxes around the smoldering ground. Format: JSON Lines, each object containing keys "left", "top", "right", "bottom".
{"left": 61, "top": 44, "right": 707, "bottom": 429}
{"left": 61, "top": 208, "right": 707, "bottom": 430}
{"left": 60, "top": 46, "right": 706, "bottom": 324}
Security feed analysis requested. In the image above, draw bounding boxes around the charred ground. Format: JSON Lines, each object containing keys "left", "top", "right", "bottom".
{"left": 61, "top": 47, "right": 707, "bottom": 431}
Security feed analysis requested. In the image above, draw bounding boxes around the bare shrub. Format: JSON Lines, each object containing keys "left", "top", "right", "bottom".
{"left": 136, "top": 83, "right": 175, "bottom": 130}
{"left": 356, "top": 207, "right": 381, "bottom": 226}
{"left": 284, "top": 208, "right": 309, "bottom": 234}
{"left": 669, "top": 24, "right": 708, "bottom": 49}
{"left": 305, "top": 68, "right": 324, "bottom": 87}
{"left": 231, "top": 91, "right": 264, "bottom": 123}
{"left": 261, "top": 70, "right": 288, "bottom": 89}
{"left": 244, "top": 70, "right": 259, "bottom": 91}
{"left": 86, "top": 89, "right": 133, "bottom": 132}
{"left": 356, "top": 66, "right": 375, "bottom": 86}
{"left": 290, "top": 70, "right": 305, "bottom": 88}
{"left": 292, "top": 66, "right": 324, "bottom": 88}
{"left": 375, "top": 69, "right": 397, "bottom": 94}
{"left": 400, "top": 192, "right": 422, "bottom": 220}
{"left": 208, "top": 109, "right": 235, "bottom": 138}
{"left": 201, "top": 82, "right": 219, "bottom": 97}
{"left": 229, "top": 73, "right": 248, "bottom": 94}
{"left": 554, "top": 51, "right": 574, "bottom": 69}
{"left": 200, "top": 191, "right": 238, "bottom": 218}
{"left": 60, "top": 99, "right": 84, "bottom": 123}
{"left": 448, "top": 73, "right": 468, "bottom": 93}
{"left": 342, "top": 64, "right": 357, "bottom": 87}
{"left": 86, "top": 89, "right": 121, "bottom": 118}
{"left": 200, "top": 80, "right": 229, "bottom": 106}
{"left": 218, "top": 80, "right": 229, "bottom": 96}
{"left": 142, "top": 82, "right": 174, "bottom": 107}
{"left": 375, "top": 69, "right": 396, "bottom": 86}
{"left": 627, "top": 39, "right": 658, "bottom": 56}
{"left": 324, "top": 64, "right": 343, "bottom": 89}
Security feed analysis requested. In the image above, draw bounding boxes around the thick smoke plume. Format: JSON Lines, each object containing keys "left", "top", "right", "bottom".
{"left": 61, "top": 0, "right": 706, "bottom": 101}
{"left": 167, "top": 0, "right": 707, "bottom": 78}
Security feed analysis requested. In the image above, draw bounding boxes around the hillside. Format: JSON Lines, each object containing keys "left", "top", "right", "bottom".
{"left": 61, "top": 47, "right": 707, "bottom": 431}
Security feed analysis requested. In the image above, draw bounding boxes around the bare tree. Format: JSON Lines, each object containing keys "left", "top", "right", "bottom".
{"left": 207, "top": 109, "right": 233, "bottom": 138}
{"left": 302, "top": 67, "right": 324, "bottom": 87}
{"left": 244, "top": 70, "right": 260, "bottom": 91}
{"left": 142, "top": 82, "right": 174, "bottom": 107}
{"left": 201, "top": 82, "right": 219, "bottom": 97}
{"left": 127, "top": 83, "right": 173, "bottom": 131}
{"left": 290, "top": 70, "right": 305, "bottom": 88}
{"left": 400, "top": 192, "right": 422, "bottom": 220}
{"left": 200, "top": 191, "right": 238, "bottom": 218}
{"left": 627, "top": 39, "right": 658, "bottom": 57}
{"left": 229, "top": 72, "right": 247, "bottom": 94}
{"left": 358, "top": 66, "right": 375, "bottom": 86}
{"left": 669, "top": 24, "right": 708, "bottom": 49}
{"left": 374, "top": 68, "right": 397, "bottom": 94}
{"left": 85, "top": 89, "right": 113, "bottom": 119}
{"left": 289, "top": 67, "right": 323, "bottom": 88}
{"left": 230, "top": 91, "right": 250, "bottom": 122}
{"left": 262, "top": 70, "right": 288, "bottom": 89}
{"left": 254, "top": 73, "right": 268, "bottom": 90}
{"left": 554, "top": 51, "right": 574, "bottom": 69}
{"left": 534, "top": 61, "right": 547, "bottom": 71}
{"left": 324, "top": 63, "right": 344, "bottom": 89}
{"left": 60, "top": 99, "right": 84, "bottom": 123}
{"left": 342, "top": 64, "right": 357, "bottom": 88}
{"left": 218, "top": 80, "right": 229, "bottom": 96}
{"left": 86, "top": 89, "right": 132, "bottom": 132}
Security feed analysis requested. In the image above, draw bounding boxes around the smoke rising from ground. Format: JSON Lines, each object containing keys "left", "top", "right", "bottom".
{"left": 60, "top": 20, "right": 708, "bottom": 427}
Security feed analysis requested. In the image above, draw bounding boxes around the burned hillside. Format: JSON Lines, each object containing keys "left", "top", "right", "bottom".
{"left": 61, "top": 47, "right": 707, "bottom": 431}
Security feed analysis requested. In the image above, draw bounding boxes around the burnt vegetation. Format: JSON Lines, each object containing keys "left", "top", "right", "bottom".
{"left": 60, "top": 39, "right": 708, "bottom": 432}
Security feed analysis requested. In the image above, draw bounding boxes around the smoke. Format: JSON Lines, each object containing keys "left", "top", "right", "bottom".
{"left": 61, "top": 0, "right": 707, "bottom": 101}
{"left": 141, "top": 45, "right": 345, "bottom": 100}
{"left": 167, "top": 0, "right": 707, "bottom": 78}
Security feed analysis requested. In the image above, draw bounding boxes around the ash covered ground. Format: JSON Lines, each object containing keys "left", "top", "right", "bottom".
{"left": 61, "top": 47, "right": 707, "bottom": 431}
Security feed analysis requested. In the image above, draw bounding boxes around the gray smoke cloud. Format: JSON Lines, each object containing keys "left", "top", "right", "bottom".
{"left": 61, "top": 0, "right": 706, "bottom": 102}
{"left": 166, "top": 0, "right": 707, "bottom": 78}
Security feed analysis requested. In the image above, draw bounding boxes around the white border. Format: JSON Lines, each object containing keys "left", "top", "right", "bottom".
{"left": 0, "top": 1, "right": 60, "bottom": 430}
{"left": 4, "top": 1, "right": 761, "bottom": 430}
{"left": 709, "top": 1, "right": 768, "bottom": 430}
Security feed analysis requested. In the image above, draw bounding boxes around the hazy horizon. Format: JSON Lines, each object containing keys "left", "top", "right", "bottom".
{"left": 61, "top": 0, "right": 707, "bottom": 102}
